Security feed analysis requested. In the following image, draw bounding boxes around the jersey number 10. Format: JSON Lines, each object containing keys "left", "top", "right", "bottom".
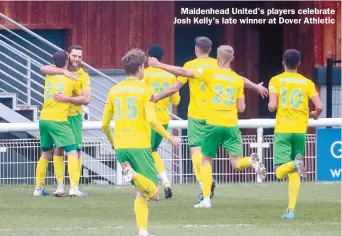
{"left": 114, "top": 97, "right": 138, "bottom": 120}
{"left": 280, "top": 88, "right": 303, "bottom": 109}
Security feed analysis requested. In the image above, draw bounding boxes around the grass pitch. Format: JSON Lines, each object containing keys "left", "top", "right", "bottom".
{"left": 0, "top": 183, "right": 340, "bottom": 236}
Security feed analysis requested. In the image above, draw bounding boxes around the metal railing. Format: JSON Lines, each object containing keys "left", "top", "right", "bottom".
{"left": 0, "top": 13, "right": 182, "bottom": 121}
{"left": 0, "top": 118, "right": 340, "bottom": 185}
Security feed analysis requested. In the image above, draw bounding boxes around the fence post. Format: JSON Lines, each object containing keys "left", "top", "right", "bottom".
{"left": 116, "top": 158, "right": 123, "bottom": 185}
{"left": 256, "top": 127, "right": 264, "bottom": 183}
{"left": 27, "top": 60, "right": 31, "bottom": 105}
{"left": 178, "top": 128, "right": 183, "bottom": 184}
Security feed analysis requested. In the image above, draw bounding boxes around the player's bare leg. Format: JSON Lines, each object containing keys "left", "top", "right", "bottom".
{"left": 230, "top": 153, "right": 266, "bottom": 180}
{"left": 53, "top": 147, "right": 66, "bottom": 197}
{"left": 194, "top": 155, "right": 212, "bottom": 208}
{"left": 33, "top": 150, "right": 52, "bottom": 196}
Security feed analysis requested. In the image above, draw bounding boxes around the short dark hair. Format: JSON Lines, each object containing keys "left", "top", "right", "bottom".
{"left": 147, "top": 44, "right": 164, "bottom": 61}
{"left": 121, "top": 49, "right": 146, "bottom": 75}
{"left": 53, "top": 50, "right": 68, "bottom": 68}
{"left": 195, "top": 36, "right": 212, "bottom": 53}
{"left": 283, "top": 49, "right": 301, "bottom": 69}
{"left": 68, "top": 45, "right": 83, "bottom": 53}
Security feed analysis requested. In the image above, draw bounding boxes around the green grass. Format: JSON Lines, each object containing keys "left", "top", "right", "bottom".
{"left": 0, "top": 183, "right": 340, "bottom": 236}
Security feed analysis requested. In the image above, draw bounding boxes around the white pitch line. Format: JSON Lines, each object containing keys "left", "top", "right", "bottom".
{"left": 0, "top": 222, "right": 339, "bottom": 232}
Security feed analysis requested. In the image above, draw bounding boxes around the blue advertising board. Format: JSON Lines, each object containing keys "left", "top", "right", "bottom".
{"left": 316, "top": 128, "right": 342, "bottom": 182}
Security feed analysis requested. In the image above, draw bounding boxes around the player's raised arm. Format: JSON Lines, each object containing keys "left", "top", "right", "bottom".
{"left": 148, "top": 57, "right": 195, "bottom": 78}
{"left": 240, "top": 76, "right": 268, "bottom": 98}
{"left": 102, "top": 93, "right": 114, "bottom": 145}
{"left": 154, "top": 80, "right": 183, "bottom": 102}
{"left": 40, "top": 64, "right": 78, "bottom": 80}
{"left": 308, "top": 81, "right": 323, "bottom": 119}
{"left": 268, "top": 78, "right": 278, "bottom": 112}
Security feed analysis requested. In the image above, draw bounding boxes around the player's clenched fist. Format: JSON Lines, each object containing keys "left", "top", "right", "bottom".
{"left": 169, "top": 136, "right": 181, "bottom": 147}
{"left": 148, "top": 57, "right": 160, "bottom": 67}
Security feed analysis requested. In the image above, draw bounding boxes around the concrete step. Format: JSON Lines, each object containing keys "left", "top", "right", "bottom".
{"left": 15, "top": 104, "right": 39, "bottom": 122}
{"left": 0, "top": 92, "right": 17, "bottom": 109}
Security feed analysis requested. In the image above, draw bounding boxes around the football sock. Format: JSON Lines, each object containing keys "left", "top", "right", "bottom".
{"left": 288, "top": 171, "right": 300, "bottom": 211}
{"left": 202, "top": 165, "right": 212, "bottom": 199}
{"left": 35, "top": 157, "right": 49, "bottom": 188}
{"left": 236, "top": 157, "right": 250, "bottom": 170}
{"left": 134, "top": 197, "right": 148, "bottom": 231}
{"left": 68, "top": 156, "right": 80, "bottom": 188}
{"left": 53, "top": 155, "right": 64, "bottom": 184}
{"left": 191, "top": 153, "right": 202, "bottom": 183}
{"left": 152, "top": 151, "right": 166, "bottom": 174}
{"left": 78, "top": 154, "right": 82, "bottom": 176}
{"left": 276, "top": 162, "right": 295, "bottom": 180}
{"left": 133, "top": 173, "right": 158, "bottom": 199}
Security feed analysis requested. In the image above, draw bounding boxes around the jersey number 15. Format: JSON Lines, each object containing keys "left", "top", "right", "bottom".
{"left": 114, "top": 97, "right": 138, "bottom": 120}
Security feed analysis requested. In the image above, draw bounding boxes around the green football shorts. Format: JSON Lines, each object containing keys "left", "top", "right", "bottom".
{"left": 68, "top": 114, "right": 83, "bottom": 150}
{"left": 273, "top": 133, "right": 306, "bottom": 166}
{"left": 39, "top": 120, "right": 76, "bottom": 152}
{"left": 188, "top": 117, "right": 206, "bottom": 147}
{"left": 151, "top": 124, "right": 168, "bottom": 151}
{"left": 116, "top": 148, "right": 159, "bottom": 185}
{"left": 201, "top": 124, "right": 243, "bottom": 158}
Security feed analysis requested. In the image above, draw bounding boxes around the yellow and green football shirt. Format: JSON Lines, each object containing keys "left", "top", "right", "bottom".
{"left": 269, "top": 72, "right": 318, "bottom": 133}
{"left": 102, "top": 77, "right": 170, "bottom": 149}
{"left": 193, "top": 67, "right": 244, "bottom": 127}
{"left": 143, "top": 67, "right": 180, "bottom": 124}
{"left": 177, "top": 57, "right": 217, "bottom": 119}
{"left": 40, "top": 74, "right": 82, "bottom": 121}
{"left": 68, "top": 67, "right": 91, "bottom": 116}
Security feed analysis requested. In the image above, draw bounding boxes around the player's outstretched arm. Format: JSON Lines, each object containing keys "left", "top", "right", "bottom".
{"left": 241, "top": 76, "right": 268, "bottom": 98}
{"left": 148, "top": 57, "right": 194, "bottom": 78}
{"left": 145, "top": 101, "right": 180, "bottom": 146}
{"left": 40, "top": 65, "right": 78, "bottom": 80}
{"left": 102, "top": 99, "right": 114, "bottom": 145}
{"left": 154, "top": 81, "right": 183, "bottom": 102}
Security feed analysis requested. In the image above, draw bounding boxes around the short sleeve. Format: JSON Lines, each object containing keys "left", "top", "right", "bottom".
{"left": 193, "top": 68, "right": 209, "bottom": 82}
{"left": 80, "top": 72, "right": 91, "bottom": 89}
{"left": 268, "top": 77, "right": 278, "bottom": 94}
{"left": 176, "top": 62, "right": 190, "bottom": 84}
{"left": 73, "top": 80, "right": 83, "bottom": 95}
{"left": 308, "top": 80, "right": 318, "bottom": 98}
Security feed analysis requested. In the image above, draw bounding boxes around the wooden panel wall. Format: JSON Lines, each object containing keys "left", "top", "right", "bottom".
{"left": 0, "top": 1, "right": 175, "bottom": 69}
{"left": 313, "top": 1, "right": 341, "bottom": 66}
